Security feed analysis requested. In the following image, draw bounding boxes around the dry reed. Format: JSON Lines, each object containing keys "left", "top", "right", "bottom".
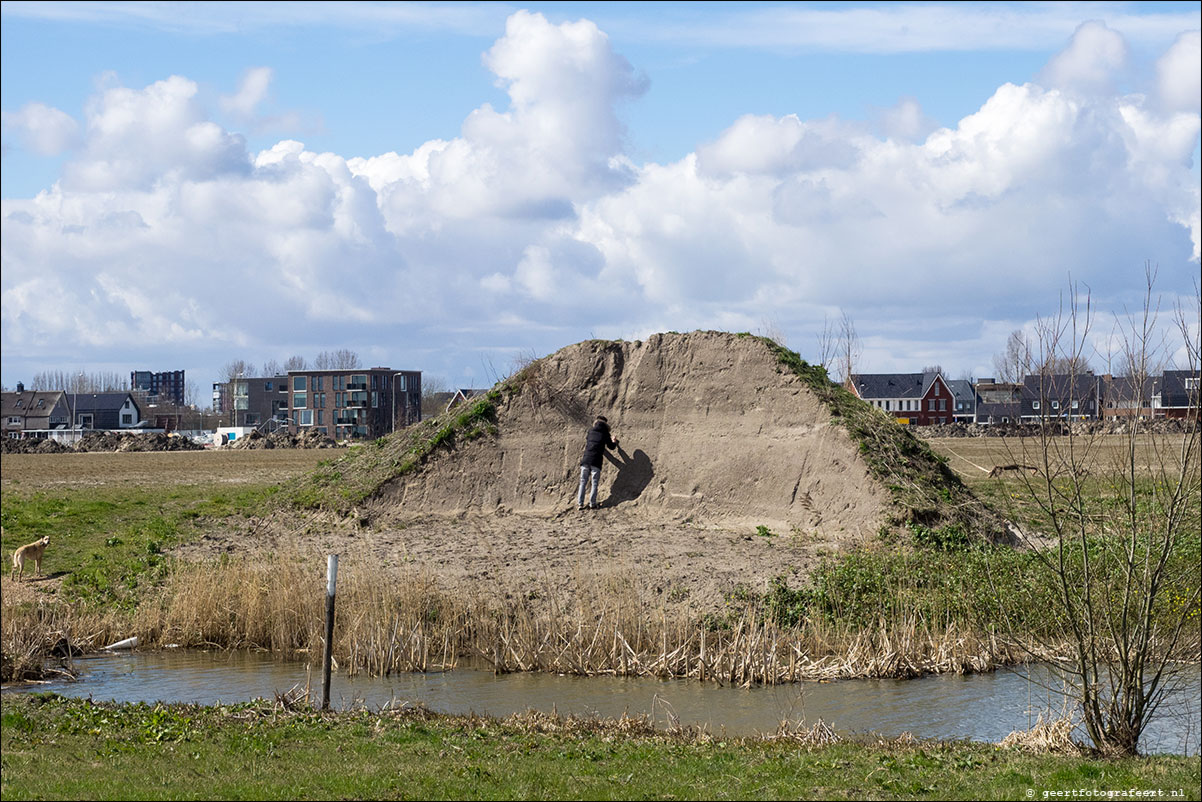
{"left": 998, "top": 712, "right": 1084, "bottom": 755}
{"left": 18, "top": 554, "right": 1031, "bottom": 684}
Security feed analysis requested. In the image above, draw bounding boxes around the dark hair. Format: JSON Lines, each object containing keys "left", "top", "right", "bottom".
{"left": 595, "top": 415, "right": 608, "bottom": 423}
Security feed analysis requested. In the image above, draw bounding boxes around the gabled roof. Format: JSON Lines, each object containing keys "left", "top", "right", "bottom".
{"left": 945, "top": 379, "right": 976, "bottom": 401}
{"left": 1, "top": 391, "right": 67, "bottom": 417}
{"left": 72, "top": 392, "right": 140, "bottom": 413}
{"left": 851, "top": 372, "right": 943, "bottom": 400}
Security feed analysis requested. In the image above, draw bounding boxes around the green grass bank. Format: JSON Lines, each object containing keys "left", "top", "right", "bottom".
{"left": 2, "top": 695, "right": 1198, "bottom": 801}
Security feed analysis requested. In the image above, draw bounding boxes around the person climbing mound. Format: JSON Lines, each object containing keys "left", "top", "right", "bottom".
{"left": 577, "top": 415, "right": 619, "bottom": 510}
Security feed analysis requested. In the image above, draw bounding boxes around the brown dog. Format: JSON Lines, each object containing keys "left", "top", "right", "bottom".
{"left": 11, "top": 536, "right": 50, "bottom": 582}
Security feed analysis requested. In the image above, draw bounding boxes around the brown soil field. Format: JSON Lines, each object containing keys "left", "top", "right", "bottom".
{"left": 926, "top": 434, "right": 1196, "bottom": 484}
{"left": 0, "top": 450, "right": 335, "bottom": 492}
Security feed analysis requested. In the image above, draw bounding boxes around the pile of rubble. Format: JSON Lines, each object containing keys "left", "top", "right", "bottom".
{"left": 1, "top": 437, "right": 72, "bottom": 454}
{"left": 225, "top": 428, "right": 340, "bottom": 450}
{"left": 1, "top": 432, "right": 204, "bottom": 454}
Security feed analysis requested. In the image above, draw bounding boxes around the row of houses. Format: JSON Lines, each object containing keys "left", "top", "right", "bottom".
{"left": 212, "top": 366, "right": 422, "bottom": 440}
{"left": 849, "top": 370, "right": 1200, "bottom": 426}
{"left": 3, "top": 385, "right": 146, "bottom": 440}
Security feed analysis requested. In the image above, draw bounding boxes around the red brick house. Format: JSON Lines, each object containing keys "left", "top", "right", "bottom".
{"left": 849, "top": 372, "right": 955, "bottom": 426}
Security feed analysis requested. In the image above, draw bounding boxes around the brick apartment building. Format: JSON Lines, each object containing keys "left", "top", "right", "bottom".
{"left": 286, "top": 368, "right": 421, "bottom": 439}
{"left": 215, "top": 376, "right": 290, "bottom": 427}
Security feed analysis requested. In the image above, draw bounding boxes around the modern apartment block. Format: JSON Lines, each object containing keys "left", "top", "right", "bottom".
{"left": 286, "top": 368, "right": 421, "bottom": 439}
{"left": 216, "top": 376, "right": 290, "bottom": 427}
{"left": 131, "top": 369, "right": 186, "bottom": 406}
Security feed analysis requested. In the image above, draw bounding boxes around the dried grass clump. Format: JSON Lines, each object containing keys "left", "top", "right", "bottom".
{"left": 769, "top": 717, "right": 842, "bottom": 747}
{"left": 998, "top": 712, "right": 1084, "bottom": 755}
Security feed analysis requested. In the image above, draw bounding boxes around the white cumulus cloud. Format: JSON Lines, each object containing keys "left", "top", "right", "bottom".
{"left": 1, "top": 11, "right": 1199, "bottom": 386}
{"left": 1, "top": 102, "right": 81, "bottom": 155}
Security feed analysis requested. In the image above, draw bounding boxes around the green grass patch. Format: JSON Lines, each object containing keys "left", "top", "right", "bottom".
{"left": 2, "top": 695, "right": 1197, "bottom": 801}
{"left": 1, "top": 482, "right": 281, "bottom": 607}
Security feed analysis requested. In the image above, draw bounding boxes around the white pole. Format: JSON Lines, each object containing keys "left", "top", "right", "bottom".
{"left": 321, "top": 554, "right": 339, "bottom": 710}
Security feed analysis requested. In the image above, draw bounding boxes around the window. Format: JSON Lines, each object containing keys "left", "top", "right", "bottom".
{"left": 1051, "top": 400, "right": 1059, "bottom": 410}
{"left": 884, "top": 400, "right": 890, "bottom": 411}
{"left": 938, "top": 399, "right": 946, "bottom": 411}
{"left": 265, "top": 381, "right": 273, "bottom": 391}
{"left": 397, "top": 375, "right": 407, "bottom": 392}
{"left": 7, "top": 416, "right": 21, "bottom": 425}
{"left": 121, "top": 414, "right": 132, "bottom": 425}
{"left": 1071, "top": 399, "right": 1079, "bottom": 409}
{"left": 1033, "top": 400, "right": 1041, "bottom": 410}
{"left": 316, "top": 410, "right": 323, "bottom": 426}
{"left": 298, "top": 409, "right": 313, "bottom": 426}
{"left": 15, "top": 400, "right": 23, "bottom": 408}
{"left": 1185, "top": 377, "right": 1199, "bottom": 390}
{"left": 293, "top": 392, "right": 307, "bottom": 409}
{"left": 928, "top": 399, "right": 936, "bottom": 411}
{"left": 293, "top": 376, "right": 307, "bottom": 391}
{"left": 36, "top": 399, "right": 45, "bottom": 409}
{"left": 371, "top": 391, "right": 378, "bottom": 408}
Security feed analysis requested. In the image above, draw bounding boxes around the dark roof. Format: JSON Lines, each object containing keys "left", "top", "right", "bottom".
{"left": 977, "top": 401, "right": 1021, "bottom": 420}
{"left": 1, "top": 391, "right": 67, "bottom": 417}
{"left": 72, "top": 392, "right": 139, "bottom": 413}
{"left": 852, "top": 373, "right": 939, "bottom": 399}
{"left": 946, "top": 379, "right": 975, "bottom": 401}
{"left": 1104, "top": 375, "right": 1155, "bottom": 404}
{"left": 1021, "top": 373, "right": 1100, "bottom": 398}
{"left": 1158, "top": 369, "right": 1199, "bottom": 407}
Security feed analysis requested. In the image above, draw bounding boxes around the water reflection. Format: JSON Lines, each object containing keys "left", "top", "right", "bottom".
{"left": 5, "top": 650, "right": 1198, "bottom": 755}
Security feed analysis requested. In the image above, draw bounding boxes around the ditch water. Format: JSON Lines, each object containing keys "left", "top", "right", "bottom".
{"left": 5, "top": 650, "right": 1199, "bottom": 755}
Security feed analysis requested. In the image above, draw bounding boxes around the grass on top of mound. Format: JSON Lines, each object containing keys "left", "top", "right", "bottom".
{"left": 288, "top": 390, "right": 504, "bottom": 512}
{"left": 745, "top": 335, "right": 1006, "bottom": 543}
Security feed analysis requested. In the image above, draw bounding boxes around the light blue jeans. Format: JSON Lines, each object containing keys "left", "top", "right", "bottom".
{"left": 577, "top": 465, "right": 600, "bottom": 507}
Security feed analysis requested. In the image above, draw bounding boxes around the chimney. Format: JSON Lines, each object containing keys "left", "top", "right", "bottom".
{"left": 16, "top": 382, "right": 24, "bottom": 392}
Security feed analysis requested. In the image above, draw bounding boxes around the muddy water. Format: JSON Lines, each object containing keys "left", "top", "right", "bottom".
{"left": 6, "top": 651, "right": 1199, "bottom": 755}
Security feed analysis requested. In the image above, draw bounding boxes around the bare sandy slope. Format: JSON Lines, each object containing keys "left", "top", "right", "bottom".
{"left": 381, "top": 332, "right": 888, "bottom": 537}
{"left": 178, "top": 333, "right": 895, "bottom": 612}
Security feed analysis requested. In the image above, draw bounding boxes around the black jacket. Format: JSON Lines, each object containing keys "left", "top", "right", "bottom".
{"left": 580, "top": 421, "right": 617, "bottom": 468}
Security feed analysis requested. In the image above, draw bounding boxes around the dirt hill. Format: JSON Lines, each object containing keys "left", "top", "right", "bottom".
{"left": 384, "top": 332, "right": 887, "bottom": 535}
{"left": 295, "top": 332, "right": 997, "bottom": 544}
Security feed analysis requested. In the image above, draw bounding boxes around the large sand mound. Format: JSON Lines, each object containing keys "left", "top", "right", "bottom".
{"left": 381, "top": 331, "right": 889, "bottom": 536}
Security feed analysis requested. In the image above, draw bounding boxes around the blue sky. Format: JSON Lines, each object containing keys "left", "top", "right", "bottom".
{"left": 2, "top": 1, "right": 1199, "bottom": 398}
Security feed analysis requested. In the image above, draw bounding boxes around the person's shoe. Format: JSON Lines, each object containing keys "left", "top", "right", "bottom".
{"left": 576, "top": 503, "right": 584, "bottom": 511}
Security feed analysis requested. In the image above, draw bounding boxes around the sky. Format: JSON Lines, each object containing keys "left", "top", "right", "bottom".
{"left": 2, "top": 1, "right": 1200, "bottom": 399}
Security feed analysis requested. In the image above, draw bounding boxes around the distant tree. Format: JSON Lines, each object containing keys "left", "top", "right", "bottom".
{"left": 284, "top": 355, "right": 307, "bottom": 372}
{"left": 261, "top": 359, "right": 283, "bottom": 377}
{"left": 314, "top": 349, "right": 362, "bottom": 370}
{"left": 420, "top": 375, "right": 450, "bottom": 417}
{"left": 992, "top": 329, "right": 1032, "bottom": 383}
{"left": 184, "top": 379, "right": 202, "bottom": 408}
{"left": 835, "top": 310, "right": 861, "bottom": 385}
{"left": 30, "top": 370, "right": 127, "bottom": 393}
{"left": 220, "top": 360, "right": 255, "bottom": 382}
{"left": 921, "top": 364, "right": 944, "bottom": 376}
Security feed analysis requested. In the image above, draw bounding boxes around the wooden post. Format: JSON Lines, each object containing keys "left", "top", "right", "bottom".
{"left": 321, "top": 554, "right": 338, "bottom": 711}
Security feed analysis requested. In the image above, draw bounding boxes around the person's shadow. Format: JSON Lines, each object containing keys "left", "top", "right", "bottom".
{"left": 603, "top": 447, "right": 654, "bottom": 507}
